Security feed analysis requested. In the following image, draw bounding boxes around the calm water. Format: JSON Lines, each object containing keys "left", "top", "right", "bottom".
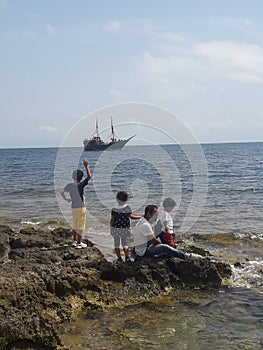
{"left": 61, "top": 288, "right": 263, "bottom": 350}
{"left": 0, "top": 142, "right": 262, "bottom": 238}
{"left": 0, "top": 142, "right": 262, "bottom": 349}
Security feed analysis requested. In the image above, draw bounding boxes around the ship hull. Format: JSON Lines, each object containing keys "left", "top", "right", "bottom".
{"left": 83, "top": 136, "right": 134, "bottom": 151}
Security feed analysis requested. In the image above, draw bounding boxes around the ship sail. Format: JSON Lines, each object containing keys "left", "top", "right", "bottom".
{"left": 83, "top": 117, "right": 135, "bottom": 151}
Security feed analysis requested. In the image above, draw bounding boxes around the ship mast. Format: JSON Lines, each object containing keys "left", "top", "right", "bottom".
{"left": 96, "top": 118, "right": 99, "bottom": 138}
{"left": 110, "top": 115, "right": 116, "bottom": 142}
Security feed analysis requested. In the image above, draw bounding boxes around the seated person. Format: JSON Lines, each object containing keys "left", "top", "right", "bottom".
{"left": 134, "top": 205, "right": 202, "bottom": 260}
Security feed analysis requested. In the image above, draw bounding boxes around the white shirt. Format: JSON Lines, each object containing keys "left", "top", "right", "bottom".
{"left": 159, "top": 211, "right": 173, "bottom": 233}
{"left": 133, "top": 217, "right": 155, "bottom": 256}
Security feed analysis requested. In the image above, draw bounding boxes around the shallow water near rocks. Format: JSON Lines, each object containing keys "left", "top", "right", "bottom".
{"left": 60, "top": 232, "right": 263, "bottom": 349}
{"left": 60, "top": 287, "right": 263, "bottom": 350}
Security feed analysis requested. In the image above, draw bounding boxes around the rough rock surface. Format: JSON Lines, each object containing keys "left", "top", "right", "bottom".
{"left": 0, "top": 225, "right": 232, "bottom": 350}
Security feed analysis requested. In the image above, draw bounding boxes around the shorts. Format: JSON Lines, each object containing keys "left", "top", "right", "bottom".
{"left": 71, "top": 207, "right": 86, "bottom": 231}
{"left": 111, "top": 228, "right": 131, "bottom": 248}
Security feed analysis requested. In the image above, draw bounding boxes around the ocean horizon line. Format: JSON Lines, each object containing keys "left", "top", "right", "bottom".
{"left": 0, "top": 140, "right": 262, "bottom": 151}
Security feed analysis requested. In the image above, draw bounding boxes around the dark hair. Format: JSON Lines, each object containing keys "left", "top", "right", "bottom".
{"left": 162, "top": 197, "right": 176, "bottom": 208}
{"left": 72, "top": 169, "right": 84, "bottom": 182}
{"left": 144, "top": 205, "right": 158, "bottom": 217}
{"left": 116, "top": 191, "right": 128, "bottom": 203}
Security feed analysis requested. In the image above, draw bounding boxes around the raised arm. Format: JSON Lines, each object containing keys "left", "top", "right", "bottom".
{"left": 83, "top": 159, "right": 91, "bottom": 180}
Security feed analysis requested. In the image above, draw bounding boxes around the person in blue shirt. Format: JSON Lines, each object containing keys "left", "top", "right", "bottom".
{"left": 60, "top": 159, "right": 91, "bottom": 249}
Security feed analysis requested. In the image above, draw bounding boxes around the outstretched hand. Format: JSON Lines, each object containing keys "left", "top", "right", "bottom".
{"left": 83, "top": 159, "right": 91, "bottom": 180}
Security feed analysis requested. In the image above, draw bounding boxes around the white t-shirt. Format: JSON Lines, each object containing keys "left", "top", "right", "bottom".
{"left": 159, "top": 211, "right": 173, "bottom": 233}
{"left": 133, "top": 217, "right": 155, "bottom": 256}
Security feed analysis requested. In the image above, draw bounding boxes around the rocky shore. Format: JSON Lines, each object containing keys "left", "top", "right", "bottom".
{"left": 0, "top": 225, "right": 232, "bottom": 350}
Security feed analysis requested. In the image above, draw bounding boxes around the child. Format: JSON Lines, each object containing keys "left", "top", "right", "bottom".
{"left": 110, "top": 191, "right": 142, "bottom": 262}
{"left": 60, "top": 159, "right": 91, "bottom": 249}
{"left": 158, "top": 197, "right": 176, "bottom": 247}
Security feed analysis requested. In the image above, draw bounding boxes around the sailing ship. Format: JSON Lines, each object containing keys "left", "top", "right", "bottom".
{"left": 83, "top": 117, "right": 135, "bottom": 151}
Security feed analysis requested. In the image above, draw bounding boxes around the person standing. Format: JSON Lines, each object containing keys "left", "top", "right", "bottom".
{"left": 158, "top": 197, "right": 177, "bottom": 247}
{"left": 60, "top": 159, "right": 91, "bottom": 248}
{"left": 110, "top": 191, "right": 142, "bottom": 262}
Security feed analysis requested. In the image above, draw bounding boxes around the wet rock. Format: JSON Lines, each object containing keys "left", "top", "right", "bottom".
{"left": 0, "top": 225, "right": 232, "bottom": 350}
{"left": 187, "top": 244, "right": 212, "bottom": 257}
{"left": 0, "top": 225, "right": 14, "bottom": 235}
{"left": 0, "top": 226, "right": 13, "bottom": 263}
{"left": 167, "top": 258, "right": 231, "bottom": 288}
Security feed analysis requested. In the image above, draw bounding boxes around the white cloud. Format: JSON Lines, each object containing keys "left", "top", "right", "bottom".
{"left": 104, "top": 20, "right": 121, "bottom": 32}
{"left": 38, "top": 125, "right": 57, "bottom": 133}
{"left": 193, "top": 41, "right": 263, "bottom": 83}
{"left": 45, "top": 24, "right": 55, "bottom": 36}
{"left": 137, "top": 51, "right": 204, "bottom": 83}
{"left": 136, "top": 41, "right": 263, "bottom": 87}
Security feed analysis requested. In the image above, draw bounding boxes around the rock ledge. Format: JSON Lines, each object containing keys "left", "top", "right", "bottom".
{"left": 0, "top": 225, "right": 232, "bottom": 350}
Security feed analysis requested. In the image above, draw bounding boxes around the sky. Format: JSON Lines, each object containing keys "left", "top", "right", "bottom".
{"left": 1, "top": 0, "right": 263, "bottom": 148}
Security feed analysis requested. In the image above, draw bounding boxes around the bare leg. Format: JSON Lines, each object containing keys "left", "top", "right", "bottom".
{"left": 73, "top": 230, "right": 78, "bottom": 241}
{"left": 76, "top": 230, "right": 82, "bottom": 243}
{"left": 123, "top": 246, "right": 129, "bottom": 258}
{"left": 115, "top": 248, "right": 122, "bottom": 260}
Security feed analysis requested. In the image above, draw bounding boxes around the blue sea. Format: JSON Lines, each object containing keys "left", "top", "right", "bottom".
{"left": 0, "top": 142, "right": 262, "bottom": 349}
{"left": 0, "top": 142, "right": 262, "bottom": 238}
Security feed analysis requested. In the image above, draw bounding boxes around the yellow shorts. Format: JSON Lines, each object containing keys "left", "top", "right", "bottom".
{"left": 71, "top": 207, "right": 86, "bottom": 231}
